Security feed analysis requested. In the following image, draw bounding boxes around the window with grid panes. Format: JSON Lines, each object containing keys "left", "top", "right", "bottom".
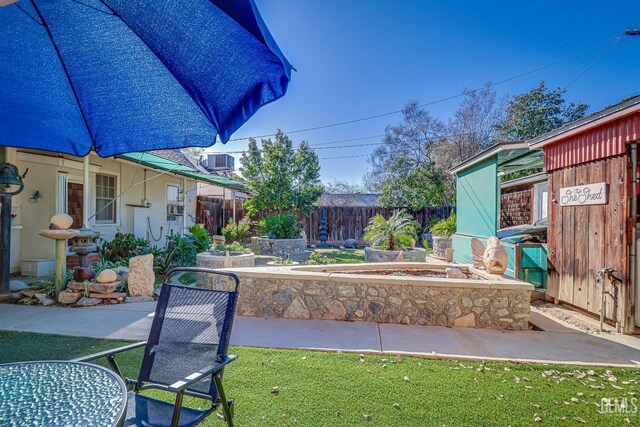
{"left": 95, "top": 174, "right": 116, "bottom": 223}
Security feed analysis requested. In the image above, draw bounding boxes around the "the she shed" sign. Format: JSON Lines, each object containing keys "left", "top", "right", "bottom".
{"left": 558, "top": 182, "right": 609, "bottom": 207}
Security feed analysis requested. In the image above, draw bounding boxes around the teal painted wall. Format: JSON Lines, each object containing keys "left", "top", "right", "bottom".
{"left": 455, "top": 157, "right": 498, "bottom": 237}
{"left": 453, "top": 156, "right": 498, "bottom": 264}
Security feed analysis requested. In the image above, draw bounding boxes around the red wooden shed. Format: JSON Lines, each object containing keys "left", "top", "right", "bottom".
{"left": 529, "top": 95, "right": 640, "bottom": 334}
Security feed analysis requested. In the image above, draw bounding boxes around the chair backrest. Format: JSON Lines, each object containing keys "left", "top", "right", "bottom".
{"left": 137, "top": 268, "right": 239, "bottom": 398}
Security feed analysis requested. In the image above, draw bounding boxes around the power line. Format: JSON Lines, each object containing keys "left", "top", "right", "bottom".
{"left": 227, "top": 34, "right": 620, "bottom": 142}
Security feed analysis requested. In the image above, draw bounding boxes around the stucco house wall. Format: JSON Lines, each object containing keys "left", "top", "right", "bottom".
{"left": 9, "top": 148, "right": 197, "bottom": 271}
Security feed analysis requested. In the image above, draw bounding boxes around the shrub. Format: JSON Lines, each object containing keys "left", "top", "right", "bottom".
{"left": 363, "top": 209, "right": 418, "bottom": 251}
{"left": 430, "top": 212, "right": 456, "bottom": 238}
{"left": 154, "top": 226, "right": 212, "bottom": 274}
{"left": 307, "top": 252, "right": 337, "bottom": 265}
{"left": 222, "top": 218, "right": 251, "bottom": 243}
{"left": 258, "top": 213, "right": 301, "bottom": 239}
{"left": 211, "top": 243, "right": 246, "bottom": 253}
{"left": 99, "top": 233, "right": 152, "bottom": 263}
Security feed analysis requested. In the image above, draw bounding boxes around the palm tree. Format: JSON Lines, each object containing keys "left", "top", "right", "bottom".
{"left": 363, "top": 210, "right": 419, "bottom": 251}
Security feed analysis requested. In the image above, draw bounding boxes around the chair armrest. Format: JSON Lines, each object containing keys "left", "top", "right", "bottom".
{"left": 72, "top": 341, "right": 147, "bottom": 362}
{"left": 167, "top": 355, "right": 237, "bottom": 392}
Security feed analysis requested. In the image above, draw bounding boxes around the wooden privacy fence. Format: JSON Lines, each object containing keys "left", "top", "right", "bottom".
{"left": 301, "top": 206, "right": 453, "bottom": 243}
{"left": 196, "top": 196, "right": 452, "bottom": 243}
{"left": 196, "top": 196, "right": 246, "bottom": 235}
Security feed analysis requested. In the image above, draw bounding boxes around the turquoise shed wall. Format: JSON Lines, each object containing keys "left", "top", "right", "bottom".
{"left": 453, "top": 157, "right": 499, "bottom": 264}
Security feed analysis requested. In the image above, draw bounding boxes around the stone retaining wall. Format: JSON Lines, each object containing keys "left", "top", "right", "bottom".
{"left": 198, "top": 263, "right": 533, "bottom": 330}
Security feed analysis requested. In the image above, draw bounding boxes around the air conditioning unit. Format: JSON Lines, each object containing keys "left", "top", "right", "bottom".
{"left": 206, "top": 154, "right": 235, "bottom": 172}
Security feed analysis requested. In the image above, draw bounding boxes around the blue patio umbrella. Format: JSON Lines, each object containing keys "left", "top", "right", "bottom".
{"left": 0, "top": 0, "right": 292, "bottom": 157}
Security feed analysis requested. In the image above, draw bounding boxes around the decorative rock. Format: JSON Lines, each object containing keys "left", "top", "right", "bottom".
{"left": 112, "top": 267, "right": 129, "bottom": 284}
{"left": 9, "top": 280, "right": 27, "bottom": 292}
{"left": 96, "top": 269, "right": 117, "bottom": 283}
{"left": 35, "top": 293, "right": 55, "bottom": 306}
{"left": 58, "top": 290, "right": 82, "bottom": 304}
{"left": 125, "top": 295, "right": 155, "bottom": 303}
{"left": 483, "top": 236, "right": 508, "bottom": 274}
{"left": 68, "top": 281, "right": 119, "bottom": 294}
{"left": 343, "top": 238, "right": 358, "bottom": 249}
{"left": 49, "top": 213, "right": 73, "bottom": 230}
{"left": 284, "top": 297, "right": 310, "bottom": 319}
{"left": 76, "top": 297, "right": 102, "bottom": 307}
{"left": 73, "top": 267, "right": 95, "bottom": 282}
{"left": 128, "top": 254, "right": 155, "bottom": 296}
{"left": 89, "top": 292, "right": 127, "bottom": 299}
{"left": 453, "top": 313, "right": 476, "bottom": 327}
{"left": 325, "top": 301, "right": 346, "bottom": 319}
{"left": 445, "top": 267, "right": 465, "bottom": 279}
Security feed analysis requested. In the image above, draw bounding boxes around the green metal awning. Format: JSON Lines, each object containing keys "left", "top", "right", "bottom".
{"left": 449, "top": 141, "right": 543, "bottom": 175}
{"left": 117, "top": 152, "right": 246, "bottom": 191}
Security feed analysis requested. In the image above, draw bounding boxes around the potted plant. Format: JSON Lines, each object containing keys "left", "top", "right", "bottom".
{"left": 362, "top": 210, "right": 426, "bottom": 262}
{"left": 429, "top": 212, "right": 456, "bottom": 260}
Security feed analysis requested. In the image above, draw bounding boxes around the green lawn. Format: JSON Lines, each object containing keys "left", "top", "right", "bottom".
{"left": 314, "top": 248, "right": 365, "bottom": 264}
{"left": 1, "top": 331, "right": 638, "bottom": 426}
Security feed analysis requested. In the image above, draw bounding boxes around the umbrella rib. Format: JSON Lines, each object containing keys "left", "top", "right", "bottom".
{"left": 15, "top": 3, "right": 43, "bottom": 26}
{"left": 29, "top": 0, "right": 97, "bottom": 152}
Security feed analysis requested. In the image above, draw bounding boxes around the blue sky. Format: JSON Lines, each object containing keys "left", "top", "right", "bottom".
{"left": 206, "top": 0, "right": 640, "bottom": 184}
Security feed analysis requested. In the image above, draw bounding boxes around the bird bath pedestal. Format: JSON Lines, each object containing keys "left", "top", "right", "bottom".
{"left": 38, "top": 229, "right": 79, "bottom": 295}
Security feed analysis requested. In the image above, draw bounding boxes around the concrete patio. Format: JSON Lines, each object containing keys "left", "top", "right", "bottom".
{"left": 1, "top": 302, "right": 640, "bottom": 367}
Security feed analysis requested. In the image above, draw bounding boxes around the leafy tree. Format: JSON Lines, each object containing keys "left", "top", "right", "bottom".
{"left": 499, "top": 81, "right": 588, "bottom": 140}
{"left": 367, "top": 102, "right": 450, "bottom": 209}
{"left": 436, "top": 82, "right": 505, "bottom": 171}
{"left": 240, "top": 130, "right": 323, "bottom": 216}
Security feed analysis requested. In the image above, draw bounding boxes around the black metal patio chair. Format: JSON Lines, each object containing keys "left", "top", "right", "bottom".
{"left": 75, "top": 267, "right": 240, "bottom": 427}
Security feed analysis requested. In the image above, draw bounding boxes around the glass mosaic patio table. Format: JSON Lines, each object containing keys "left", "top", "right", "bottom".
{"left": 0, "top": 361, "right": 127, "bottom": 427}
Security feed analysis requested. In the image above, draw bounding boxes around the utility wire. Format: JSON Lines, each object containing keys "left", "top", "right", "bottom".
{"left": 227, "top": 35, "right": 620, "bottom": 142}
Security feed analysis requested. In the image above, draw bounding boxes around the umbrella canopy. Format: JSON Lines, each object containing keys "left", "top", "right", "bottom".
{"left": 0, "top": 0, "right": 292, "bottom": 157}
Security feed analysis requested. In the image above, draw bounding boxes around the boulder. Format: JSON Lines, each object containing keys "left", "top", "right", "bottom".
{"left": 343, "top": 238, "right": 358, "bottom": 249}
{"left": 89, "top": 292, "right": 126, "bottom": 299}
{"left": 58, "top": 290, "right": 82, "bottom": 305}
{"left": 445, "top": 267, "right": 465, "bottom": 279}
{"left": 9, "top": 280, "right": 27, "bottom": 292}
{"left": 128, "top": 254, "right": 155, "bottom": 296}
{"left": 76, "top": 297, "right": 102, "bottom": 307}
{"left": 96, "top": 269, "right": 117, "bottom": 283}
{"left": 68, "top": 281, "right": 120, "bottom": 294}
{"left": 49, "top": 213, "right": 73, "bottom": 230}
{"left": 35, "top": 293, "right": 55, "bottom": 306}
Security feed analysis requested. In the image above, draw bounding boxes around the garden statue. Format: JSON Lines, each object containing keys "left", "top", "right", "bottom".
{"left": 318, "top": 207, "right": 328, "bottom": 248}
{"left": 470, "top": 236, "right": 508, "bottom": 275}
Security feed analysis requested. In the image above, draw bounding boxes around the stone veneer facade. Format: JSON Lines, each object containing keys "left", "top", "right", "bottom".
{"left": 197, "top": 263, "right": 533, "bottom": 330}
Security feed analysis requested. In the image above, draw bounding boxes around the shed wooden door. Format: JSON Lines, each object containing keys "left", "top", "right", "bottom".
{"left": 547, "top": 155, "right": 629, "bottom": 321}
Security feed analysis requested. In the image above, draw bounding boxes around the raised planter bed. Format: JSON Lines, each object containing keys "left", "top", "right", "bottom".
{"left": 364, "top": 247, "right": 426, "bottom": 263}
{"left": 251, "top": 237, "right": 310, "bottom": 261}
{"left": 196, "top": 251, "right": 255, "bottom": 287}
{"left": 198, "top": 262, "right": 533, "bottom": 330}
{"left": 431, "top": 236, "right": 452, "bottom": 260}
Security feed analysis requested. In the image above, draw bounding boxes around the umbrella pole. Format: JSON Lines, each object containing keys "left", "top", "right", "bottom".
{"left": 0, "top": 194, "right": 12, "bottom": 294}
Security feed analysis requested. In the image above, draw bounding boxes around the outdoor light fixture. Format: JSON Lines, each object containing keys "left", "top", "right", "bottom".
{"left": 0, "top": 163, "right": 26, "bottom": 295}
{"left": 0, "top": 0, "right": 20, "bottom": 7}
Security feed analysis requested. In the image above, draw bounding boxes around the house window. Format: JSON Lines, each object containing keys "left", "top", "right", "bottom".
{"left": 95, "top": 174, "right": 117, "bottom": 223}
{"left": 166, "top": 184, "right": 183, "bottom": 222}
{"left": 533, "top": 182, "right": 548, "bottom": 222}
